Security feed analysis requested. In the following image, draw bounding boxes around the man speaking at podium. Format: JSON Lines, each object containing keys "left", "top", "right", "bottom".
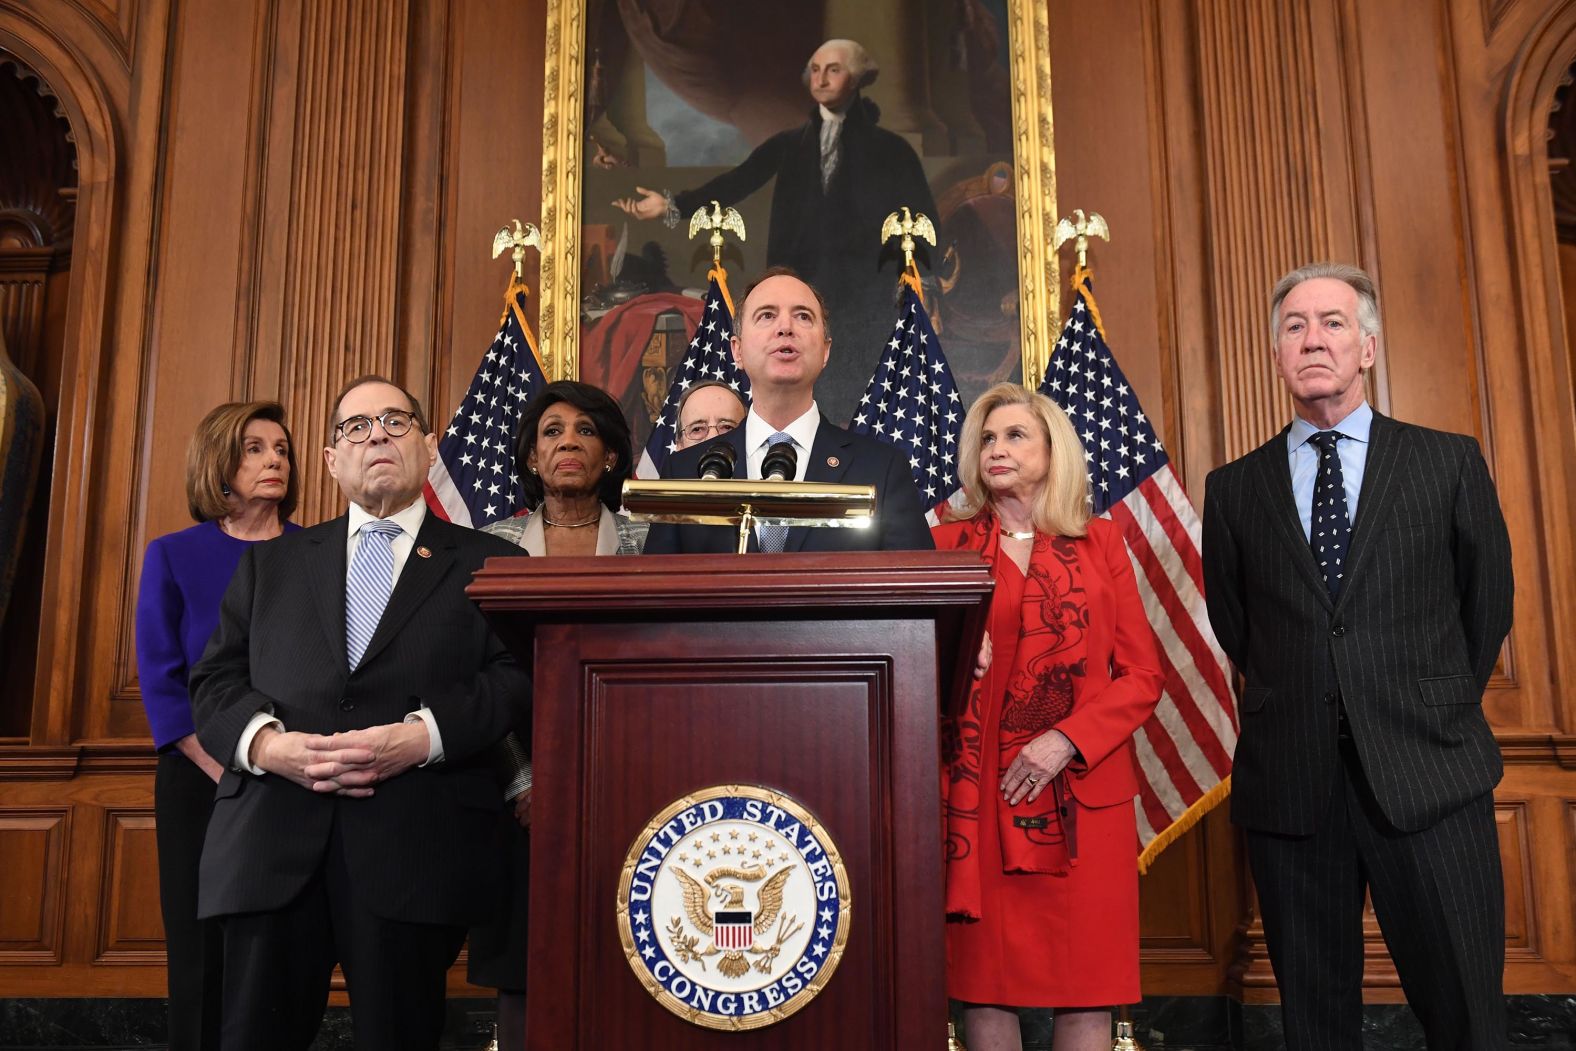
{"left": 644, "top": 267, "right": 932, "bottom": 554}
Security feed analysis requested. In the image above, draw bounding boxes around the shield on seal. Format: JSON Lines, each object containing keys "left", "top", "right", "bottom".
{"left": 713, "top": 909, "right": 754, "bottom": 951}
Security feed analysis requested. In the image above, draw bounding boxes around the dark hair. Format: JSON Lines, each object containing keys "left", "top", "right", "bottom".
{"left": 328, "top": 374, "right": 430, "bottom": 441}
{"left": 186, "top": 401, "right": 300, "bottom": 523}
{"left": 516, "top": 381, "right": 633, "bottom": 512}
{"left": 738, "top": 266, "right": 833, "bottom": 341}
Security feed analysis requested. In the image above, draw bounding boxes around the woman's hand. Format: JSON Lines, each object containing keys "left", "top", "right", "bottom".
{"left": 973, "top": 632, "right": 992, "bottom": 680}
{"left": 173, "top": 733, "right": 225, "bottom": 784}
{"left": 1000, "top": 729, "right": 1076, "bottom": 806}
{"left": 511, "top": 787, "right": 532, "bottom": 829}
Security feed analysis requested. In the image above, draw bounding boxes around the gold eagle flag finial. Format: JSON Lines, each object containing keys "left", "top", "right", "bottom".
{"left": 1052, "top": 209, "right": 1110, "bottom": 273}
{"left": 881, "top": 206, "right": 938, "bottom": 306}
{"left": 491, "top": 218, "right": 542, "bottom": 281}
{"left": 688, "top": 200, "right": 747, "bottom": 270}
{"left": 880, "top": 206, "right": 938, "bottom": 274}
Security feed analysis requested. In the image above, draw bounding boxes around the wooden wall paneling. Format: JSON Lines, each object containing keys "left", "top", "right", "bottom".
{"left": 94, "top": 807, "right": 162, "bottom": 963}
{"left": 1486, "top": 0, "right": 1576, "bottom": 739}
{"left": 1138, "top": 807, "right": 1245, "bottom": 994}
{"left": 1050, "top": 0, "right": 1251, "bottom": 995}
{"left": 1348, "top": 3, "right": 1481, "bottom": 436}
{"left": 1046, "top": 0, "right": 1169, "bottom": 454}
{"left": 0, "top": 807, "right": 70, "bottom": 965}
{"left": 265, "top": 0, "right": 413, "bottom": 524}
{"left": 1496, "top": 799, "right": 1539, "bottom": 960}
{"left": 1147, "top": 0, "right": 1228, "bottom": 490}
{"left": 60, "top": 0, "right": 138, "bottom": 64}
{"left": 440, "top": 0, "right": 547, "bottom": 417}
{"left": 0, "top": 254, "right": 49, "bottom": 368}
{"left": 393, "top": 0, "right": 453, "bottom": 414}
{"left": 0, "top": 0, "right": 139, "bottom": 748}
{"left": 1192, "top": 0, "right": 1362, "bottom": 460}
{"left": 102, "top": 0, "right": 265, "bottom": 737}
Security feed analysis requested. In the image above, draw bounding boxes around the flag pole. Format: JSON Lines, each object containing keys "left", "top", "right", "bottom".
{"left": 688, "top": 200, "right": 745, "bottom": 318}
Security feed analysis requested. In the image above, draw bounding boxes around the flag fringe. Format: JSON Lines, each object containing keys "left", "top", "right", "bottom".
{"left": 1071, "top": 265, "right": 1110, "bottom": 344}
{"left": 503, "top": 275, "right": 545, "bottom": 370}
{"left": 900, "top": 262, "right": 926, "bottom": 310}
{"left": 1137, "top": 774, "right": 1232, "bottom": 874}
{"left": 707, "top": 265, "right": 736, "bottom": 318}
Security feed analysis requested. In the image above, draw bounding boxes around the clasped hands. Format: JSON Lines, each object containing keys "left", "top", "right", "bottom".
{"left": 249, "top": 723, "right": 429, "bottom": 797}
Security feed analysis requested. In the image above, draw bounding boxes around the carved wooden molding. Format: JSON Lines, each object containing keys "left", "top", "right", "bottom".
{"left": 0, "top": 806, "right": 70, "bottom": 964}
{"left": 1500, "top": 0, "right": 1576, "bottom": 735}
{"left": 256, "top": 0, "right": 415, "bottom": 524}
{"left": 95, "top": 807, "right": 164, "bottom": 963}
{"left": 1192, "top": 0, "right": 1368, "bottom": 460}
{"left": 0, "top": 5, "right": 128, "bottom": 749}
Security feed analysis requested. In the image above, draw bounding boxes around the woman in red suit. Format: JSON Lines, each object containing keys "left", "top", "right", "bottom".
{"left": 935, "top": 383, "right": 1163, "bottom": 1051}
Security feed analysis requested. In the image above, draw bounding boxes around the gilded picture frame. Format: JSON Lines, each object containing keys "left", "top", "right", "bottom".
{"left": 536, "top": 0, "right": 1059, "bottom": 426}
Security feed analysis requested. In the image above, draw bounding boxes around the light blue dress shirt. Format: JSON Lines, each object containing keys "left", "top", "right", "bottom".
{"left": 1286, "top": 401, "right": 1372, "bottom": 542}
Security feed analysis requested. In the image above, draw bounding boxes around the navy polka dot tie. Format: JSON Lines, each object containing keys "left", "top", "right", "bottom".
{"left": 1308, "top": 431, "right": 1351, "bottom": 599}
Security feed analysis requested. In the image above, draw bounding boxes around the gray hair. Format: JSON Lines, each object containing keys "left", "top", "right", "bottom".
{"left": 676, "top": 379, "right": 745, "bottom": 421}
{"left": 1269, "top": 262, "right": 1381, "bottom": 344}
{"left": 802, "top": 39, "right": 879, "bottom": 89}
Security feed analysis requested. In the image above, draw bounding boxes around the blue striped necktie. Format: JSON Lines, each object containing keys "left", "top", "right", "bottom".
{"left": 346, "top": 519, "right": 403, "bottom": 669}
{"left": 757, "top": 431, "right": 794, "bottom": 553}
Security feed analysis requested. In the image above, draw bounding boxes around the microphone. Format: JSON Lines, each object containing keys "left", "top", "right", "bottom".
{"left": 696, "top": 442, "right": 737, "bottom": 481}
{"left": 761, "top": 441, "right": 797, "bottom": 482}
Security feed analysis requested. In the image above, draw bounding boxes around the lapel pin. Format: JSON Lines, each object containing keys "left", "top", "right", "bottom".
{"left": 826, "top": 455, "right": 841, "bottom": 468}
{"left": 416, "top": 545, "right": 432, "bottom": 559}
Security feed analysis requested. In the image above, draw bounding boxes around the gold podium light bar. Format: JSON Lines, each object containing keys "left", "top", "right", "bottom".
{"left": 622, "top": 479, "right": 874, "bottom": 530}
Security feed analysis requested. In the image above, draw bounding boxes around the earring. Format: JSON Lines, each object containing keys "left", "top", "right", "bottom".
{"left": 527, "top": 465, "right": 537, "bottom": 475}
{"left": 221, "top": 482, "right": 232, "bottom": 496}
{"left": 604, "top": 463, "right": 612, "bottom": 473}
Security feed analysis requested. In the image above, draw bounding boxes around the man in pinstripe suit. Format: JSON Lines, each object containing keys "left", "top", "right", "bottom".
{"left": 1202, "top": 263, "right": 1513, "bottom": 1050}
{"left": 191, "top": 376, "right": 530, "bottom": 1051}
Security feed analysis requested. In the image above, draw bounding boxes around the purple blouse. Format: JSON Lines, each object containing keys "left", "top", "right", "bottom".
{"left": 134, "top": 519, "right": 300, "bottom": 750}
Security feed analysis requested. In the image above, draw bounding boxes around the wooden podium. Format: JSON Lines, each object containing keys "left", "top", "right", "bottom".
{"left": 469, "top": 551, "right": 992, "bottom": 1050}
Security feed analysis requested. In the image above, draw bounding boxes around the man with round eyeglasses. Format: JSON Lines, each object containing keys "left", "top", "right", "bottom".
{"left": 189, "top": 374, "right": 530, "bottom": 1050}
{"left": 673, "top": 380, "right": 746, "bottom": 451}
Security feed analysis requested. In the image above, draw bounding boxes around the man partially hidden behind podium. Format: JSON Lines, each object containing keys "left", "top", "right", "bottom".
{"left": 189, "top": 376, "right": 530, "bottom": 1051}
{"left": 644, "top": 267, "right": 932, "bottom": 553}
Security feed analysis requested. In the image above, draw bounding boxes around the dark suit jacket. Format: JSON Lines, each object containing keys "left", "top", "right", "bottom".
{"left": 1202, "top": 411, "right": 1512, "bottom": 835}
{"left": 673, "top": 96, "right": 937, "bottom": 293}
{"left": 642, "top": 418, "right": 935, "bottom": 554}
{"left": 189, "top": 513, "right": 530, "bottom": 924}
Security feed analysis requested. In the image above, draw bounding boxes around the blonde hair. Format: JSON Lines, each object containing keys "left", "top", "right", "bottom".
{"left": 185, "top": 401, "right": 299, "bottom": 523}
{"left": 951, "top": 383, "right": 1090, "bottom": 537}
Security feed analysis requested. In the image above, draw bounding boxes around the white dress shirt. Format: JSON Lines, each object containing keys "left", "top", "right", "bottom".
{"left": 742, "top": 403, "right": 821, "bottom": 482}
{"left": 233, "top": 497, "right": 445, "bottom": 773}
{"left": 1286, "top": 401, "right": 1373, "bottom": 541}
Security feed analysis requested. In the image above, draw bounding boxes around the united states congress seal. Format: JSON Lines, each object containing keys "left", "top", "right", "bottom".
{"left": 616, "top": 784, "right": 852, "bottom": 1030}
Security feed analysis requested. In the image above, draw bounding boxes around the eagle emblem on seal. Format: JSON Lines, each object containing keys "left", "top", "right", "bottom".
{"left": 667, "top": 865, "right": 802, "bottom": 978}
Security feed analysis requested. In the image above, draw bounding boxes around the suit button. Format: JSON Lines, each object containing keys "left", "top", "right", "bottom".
{"left": 1331, "top": 624, "right": 1346, "bottom": 637}
{"left": 1323, "top": 692, "right": 1339, "bottom": 705}
{"left": 339, "top": 699, "right": 355, "bottom": 712}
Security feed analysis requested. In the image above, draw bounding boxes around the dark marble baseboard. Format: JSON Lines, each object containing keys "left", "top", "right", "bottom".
{"left": 1, "top": 994, "right": 1571, "bottom": 1049}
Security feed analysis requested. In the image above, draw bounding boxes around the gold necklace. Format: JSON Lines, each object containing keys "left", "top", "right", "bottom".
{"left": 1001, "top": 528, "right": 1035, "bottom": 541}
{"left": 543, "top": 512, "right": 599, "bottom": 529}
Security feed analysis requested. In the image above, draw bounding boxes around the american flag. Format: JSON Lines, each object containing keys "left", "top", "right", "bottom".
{"left": 851, "top": 283, "right": 962, "bottom": 517}
{"left": 636, "top": 272, "right": 750, "bottom": 479}
{"left": 1041, "top": 271, "right": 1238, "bottom": 870}
{"left": 424, "top": 277, "right": 546, "bottom": 527}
